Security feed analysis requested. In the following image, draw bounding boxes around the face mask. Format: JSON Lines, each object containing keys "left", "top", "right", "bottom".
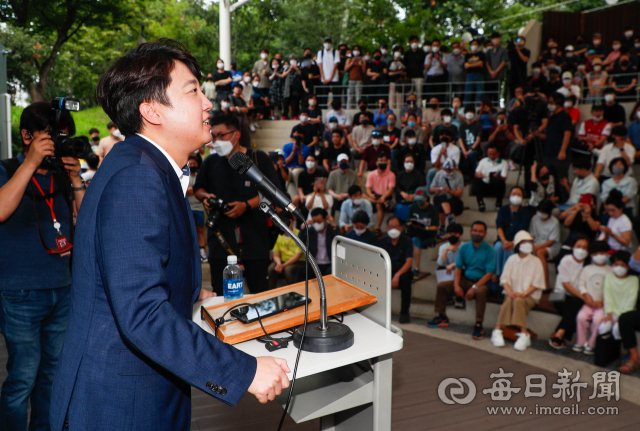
{"left": 519, "top": 242, "right": 533, "bottom": 254}
{"left": 625, "top": 31, "right": 633, "bottom": 38}
{"left": 465, "top": 112, "right": 475, "bottom": 120}
{"left": 244, "top": 76, "right": 251, "bottom": 83}
{"left": 563, "top": 78, "right": 572, "bottom": 85}
{"left": 91, "top": 136, "right": 99, "bottom": 142}
{"left": 306, "top": 161, "right": 316, "bottom": 170}
{"left": 272, "top": 63, "right": 279, "bottom": 69}
{"left": 404, "top": 162, "right": 414, "bottom": 171}
{"left": 372, "top": 138, "right": 381, "bottom": 146}
{"left": 324, "top": 43, "right": 331, "bottom": 50}
{"left": 431, "top": 46, "right": 440, "bottom": 53}
{"left": 112, "top": 130, "right": 122, "bottom": 138}
{"left": 612, "top": 166, "right": 625, "bottom": 176}
{"left": 328, "top": 122, "right": 336, "bottom": 130}
{"left": 394, "top": 51, "right": 401, "bottom": 59}
{"left": 260, "top": 53, "right": 268, "bottom": 60}
{"left": 217, "top": 62, "right": 224, "bottom": 69}
{"left": 470, "top": 45, "right": 479, "bottom": 53}
{"left": 300, "top": 116, "right": 309, "bottom": 123}
{"left": 537, "top": 211, "right": 549, "bottom": 221}
{"left": 578, "top": 65, "right": 586, "bottom": 70}
{"left": 636, "top": 111, "right": 640, "bottom": 120}
{"left": 613, "top": 44, "right": 621, "bottom": 51}
{"left": 496, "top": 119, "right": 505, "bottom": 125}
{"left": 363, "top": 55, "right": 371, "bottom": 62}
{"left": 452, "top": 48, "right": 461, "bottom": 55}
{"left": 573, "top": 248, "right": 588, "bottom": 261}
{"left": 448, "top": 236, "right": 459, "bottom": 245}
{"left": 593, "top": 40, "right": 601, "bottom": 46}
{"left": 547, "top": 104, "right": 557, "bottom": 112}
{"left": 387, "top": 118, "right": 395, "bottom": 126}
{"left": 613, "top": 266, "right": 628, "bottom": 277}
{"left": 308, "top": 99, "right": 316, "bottom": 106}
{"left": 408, "top": 121, "right": 416, "bottom": 128}
{"left": 189, "top": 166, "right": 198, "bottom": 174}
{"left": 471, "top": 234, "right": 484, "bottom": 244}
{"left": 593, "top": 114, "right": 603, "bottom": 121}
{"left": 355, "top": 228, "right": 366, "bottom": 236}
{"left": 442, "top": 116, "right": 452, "bottom": 124}
{"left": 621, "top": 60, "right": 629, "bottom": 68}
{"left": 410, "top": 43, "right": 418, "bottom": 50}
{"left": 252, "top": 81, "right": 259, "bottom": 87}
{"left": 592, "top": 254, "right": 608, "bottom": 265}
{"left": 379, "top": 103, "right": 386, "bottom": 109}
{"left": 313, "top": 222, "right": 325, "bottom": 232}
{"left": 635, "top": 43, "right": 640, "bottom": 49}
{"left": 509, "top": 195, "right": 523, "bottom": 206}
{"left": 604, "top": 94, "right": 614, "bottom": 103}
{"left": 550, "top": 48, "right": 557, "bottom": 55}
{"left": 361, "top": 119, "right": 369, "bottom": 125}
{"left": 339, "top": 162, "right": 349, "bottom": 170}
{"left": 206, "top": 77, "right": 213, "bottom": 81}
{"left": 303, "top": 54, "right": 312, "bottom": 60}
{"left": 380, "top": 49, "right": 387, "bottom": 55}
{"left": 564, "top": 101, "right": 573, "bottom": 109}
{"left": 387, "top": 228, "right": 401, "bottom": 239}
{"left": 593, "top": 65, "right": 602, "bottom": 72}
{"left": 221, "top": 101, "right": 230, "bottom": 109}
{"left": 213, "top": 136, "right": 234, "bottom": 157}
{"left": 352, "top": 198, "right": 363, "bottom": 206}
{"left": 533, "top": 68, "right": 541, "bottom": 75}
{"left": 429, "top": 103, "right": 438, "bottom": 110}
{"left": 353, "top": 50, "right": 360, "bottom": 57}
{"left": 566, "top": 52, "right": 573, "bottom": 58}
{"left": 407, "top": 138, "right": 417, "bottom": 145}
{"left": 440, "top": 138, "right": 450, "bottom": 145}
{"left": 378, "top": 163, "right": 387, "bottom": 170}
{"left": 290, "top": 59, "right": 297, "bottom": 67}
{"left": 359, "top": 105, "right": 367, "bottom": 112}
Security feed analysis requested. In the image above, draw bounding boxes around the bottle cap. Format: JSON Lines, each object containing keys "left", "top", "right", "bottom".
{"left": 227, "top": 255, "right": 238, "bottom": 265}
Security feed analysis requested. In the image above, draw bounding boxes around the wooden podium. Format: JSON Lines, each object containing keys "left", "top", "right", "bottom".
{"left": 201, "top": 275, "right": 378, "bottom": 345}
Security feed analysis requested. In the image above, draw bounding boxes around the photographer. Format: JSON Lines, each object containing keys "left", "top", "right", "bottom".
{"left": 0, "top": 102, "right": 86, "bottom": 429}
{"left": 194, "top": 113, "right": 281, "bottom": 295}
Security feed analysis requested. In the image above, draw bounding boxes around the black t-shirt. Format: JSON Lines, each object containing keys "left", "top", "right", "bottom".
{"left": 290, "top": 123, "right": 319, "bottom": 146}
{"left": 567, "top": 214, "right": 599, "bottom": 244}
{"left": 297, "top": 168, "right": 329, "bottom": 195}
{"left": 509, "top": 101, "right": 547, "bottom": 136}
{"left": 302, "top": 63, "right": 321, "bottom": 93}
{"left": 396, "top": 170, "right": 424, "bottom": 198}
{"left": 378, "top": 235, "right": 413, "bottom": 274}
{"left": 368, "top": 60, "right": 387, "bottom": 83}
{"left": 543, "top": 79, "right": 562, "bottom": 96}
{"left": 528, "top": 75, "right": 547, "bottom": 91}
{"left": 214, "top": 71, "right": 232, "bottom": 93}
{"left": 193, "top": 148, "right": 281, "bottom": 259}
{"left": 464, "top": 52, "right": 486, "bottom": 73}
{"left": 544, "top": 110, "right": 573, "bottom": 156}
{"left": 403, "top": 49, "right": 426, "bottom": 79}
{"left": 611, "top": 67, "right": 638, "bottom": 87}
{"left": 382, "top": 127, "right": 402, "bottom": 147}
{"left": 324, "top": 144, "right": 351, "bottom": 169}
{"left": 398, "top": 144, "right": 426, "bottom": 172}
{"left": 508, "top": 47, "right": 531, "bottom": 82}
{"left": 603, "top": 103, "right": 627, "bottom": 125}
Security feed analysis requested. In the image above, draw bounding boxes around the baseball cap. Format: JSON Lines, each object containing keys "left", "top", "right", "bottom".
{"left": 337, "top": 153, "right": 349, "bottom": 163}
{"left": 562, "top": 71, "right": 573, "bottom": 80}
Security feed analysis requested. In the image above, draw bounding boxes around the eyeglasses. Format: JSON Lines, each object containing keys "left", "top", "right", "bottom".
{"left": 210, "top": 130, "right": 235, "bottom": 141}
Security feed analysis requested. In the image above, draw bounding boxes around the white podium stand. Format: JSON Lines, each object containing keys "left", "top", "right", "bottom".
{"left": 193, "top": 236, "right": 403, "bottom": 431}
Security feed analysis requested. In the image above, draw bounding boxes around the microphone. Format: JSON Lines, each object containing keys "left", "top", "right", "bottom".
{"left": 229, "top": 151, "right": 304, "bottom": 221}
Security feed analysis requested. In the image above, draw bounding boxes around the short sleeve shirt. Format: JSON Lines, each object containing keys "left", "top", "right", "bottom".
{"left": 366, "top": 169, "right": 396, "bottom": 196}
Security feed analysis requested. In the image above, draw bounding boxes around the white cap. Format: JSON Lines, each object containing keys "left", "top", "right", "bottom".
{"left": 337, "top": 153, "right": 349, "bottom": 163}
{"left": 227, "top": 255, "right": 238, "bottom": 265}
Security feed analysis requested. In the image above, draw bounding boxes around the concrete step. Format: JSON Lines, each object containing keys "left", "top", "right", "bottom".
{"left": 253, "top": 128, "right": 295, "bottom": 140}
{"left": 252, "top": 137, "right": 289, "bottom": 152}
{"left": 255, "top": 119, "right": 299, "bottom": 129}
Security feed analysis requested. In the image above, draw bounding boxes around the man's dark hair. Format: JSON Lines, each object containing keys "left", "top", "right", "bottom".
{"left": 348, "top": 185, "right": 362, "bottom": 196}
{"left": 106, "top": 121, "right": 117, "bottom": 129}
{"left": 609, "top": 157, "right": 629, "bottom": 174}
{"left": 352, "top": 210, "right": 370, "bottom": 226}
{"left": 611, "top": 250, "right": 631, "bottom": 266}
{"left": 300, "top": 108, "right": 311, "bottom": 117}
{"left": 86, "top": 153, "right": 99, "bottom": 170}
{"left": 611, "top": 125, "right": 628, "bottom": 137}
{"left": 471, "top": 221, "right": 487, "bottom": 232}
{"left": 538, "top": 199, "right": 555, "bottom": 215}
{"left": 573, "top": 157, "right": 591, "bottom": 170}
{"left": 209, "top": 112, "right": 241, "bottom": 131}
{"left": 486, "top": 143, "right": 498, "bottom": 152}
{"left": 88, "top": 127, "right": 99, "bottom": 135}
{"left": 590, "top": 240, "right": 610, "bottom": 255}
{"left": 292, "top": 124, "right": 307, "bottom": 136}
{"left": 440, "top": 108, "right": 452, "bottom": 116}
{"left": 409, "top": 35, "right": 419, "bottom": 42}
{"left": 96, "top": 38, "right": 201, "bottom": 137}
{"left": 574, "top": 233, "right": 591, "bottom": 246}
{"left": 279, "top": 211, "right": 293, "bottom": 227}
{"left": 405, "top": 129, "right": 416, "bottom": 137}
{"left": 464, "top": 104, "right": 475, "bottom": 114}
{"left": 551, "top": 92, "right": 565, "bottom": 105}
{"left": 331, "top": 99, "right": 342, "bottom": 111}
{"left": 310, "top": 207, "right": 327, "bottom": 219}
{"left": 591, "top": 104, "right": 605, "bottom": 112}
{"left": 605, "top": 195, "right": 625, "bottom": 209}
{"left": 358, "top": 98, "right": 367, "bottom": 106}
{"left": 387, "top": 216, "right": 402, "bottom": 226}
{"left": 19, "top": 102, "right": 76, "bottom": 143}
{"left": 603, "top": 87, "right": 616, "bottom": 96}
{"left": 510, "top": 186, "right": 524, "bottom": 195}
{"left": 446, "top": 223, "right": 463, "bottom": 234}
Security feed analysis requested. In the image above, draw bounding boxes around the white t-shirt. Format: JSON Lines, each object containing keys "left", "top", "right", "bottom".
{"left": 317, "top": 48, "right": 340, "bottom": 83}
{"left": 475, "top": 157, "right": 508, "bottom": 184}
{"left": 424, "top": 53, "right": 446, "bottom": 76}
{"left": 325, "top": 109, "right": 351, "bottom": 127}
{"left": 605, "top": 213, "right": 632, "bottom": 250}
{"left": 596, "top": 142, "right": 636, "bottom": 177}
{"left": 557, "top": 85, "right": 582, "bottom": 100}
{"left": 306, "top": 194, "right": 334, "bottom": 221}
{"left": 430, "top": 143, "right": 460, "bottom": 167}
{"left": 578, "top": 264, "right": 612, "bottom": 302}
{"left": 554, "top": 254, "right": 585, "bottom": 296}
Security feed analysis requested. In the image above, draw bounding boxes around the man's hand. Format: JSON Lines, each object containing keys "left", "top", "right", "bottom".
{"left": 202, "top": 193, "right": 217, "bottom": 210}
{"left": 248, "top": 357, "right": 291, "bottom": 403}
{"left": 198, "top": 289, "right": 217, "bottom": 301}
{"left": 503, "top": 241, "right": 514, "bottom": 252}
{"left": 508, "top": 291, "right": 519, "bottom": 300}
{"left": 392, "top": 273, "right": 400, "bottom": 289}
{"left": 445, "top": 262, "right": 456, "bottom": 275}
{"left": 560, "top": 178, "right": 569, "bottom": 188}
{"left": 225, "top": 201, "right": 248, "bottom": 218}
{"left": 62, "top": 157, "right": 82, "bottom": 180}
{"left": 275, "top": 263, "right": 284, "bottom": 273}
{"left": 465, "top": 288, "right": 476, "bottom": 300}
{"left": 454, "top": 285, "right": 464, "bottom": 298}
{"left": 24, "top": 132, "right": 54, "bottom": 169}
{"left": 558, "top": 151, "right": 566, "bottom": 161}
{"left": 442, "top": 186, "right": 451, "bottom": 194}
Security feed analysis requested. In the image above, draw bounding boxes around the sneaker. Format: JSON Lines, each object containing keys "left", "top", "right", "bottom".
{"left": 270, "top": 116, "right": 276, "bottom": 121}
{"left": 472, "top": 322, "right": 484, "bottom": 340}
{"left": 454, "top": 297, "right": 466, "bottom": 309}
{"left": 427, "top": 315, "right": 450, "bottom": 328}
{"left": 438, "top": 226, "right": 446, "bottom": 238}
{"left": 254, "top": 122, "right": 262, "bottom": 129}
{"left": 514, "top": 332, "right": 531, "bottom": 351}
{"left": 281, "top": 115, "right": 287, "bottom": 120}
{"left": 548, "top": 337, "right": 566, "bottom": 349}
{"left": 477, "top": 199, "right": 486, "bottom": 212}
{"left": 249, "top": 123, "right": 256, "bottom": 132}
{"left": 413, "top": 269, "right": 421, "bottom": 280}
{"left": 200, "top": 249, "right": 208, "bottom": 263}
{"left": 583, "top": 346, "right": 595, "bottom": 355}
{"left": 495, "top": 200, "right": 502, "bottom": 210}
{"left": 399, "top": 314, "right": 411, "bottom": 324}
{"left": 572, "top": 343, "right": 585, "bottom": 353}
{"left": 509, "top": 160, "right": 517, "bottom": 171}
{"left": 293, "top": 116, "right": 299, "bottom": 121}
{"left": 491, "top": 329, "right": 505, "bottom": 347}
{"left": 446, "top": 213, "right": 455, "bottom": 226}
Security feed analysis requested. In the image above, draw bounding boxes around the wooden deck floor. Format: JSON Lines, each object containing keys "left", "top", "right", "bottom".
{"left": 2, "top": 330, "right": 638, "bottom": 430}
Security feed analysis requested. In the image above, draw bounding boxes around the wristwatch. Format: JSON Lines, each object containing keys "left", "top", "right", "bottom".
{"left": 472, "top": 284, "right": 478, "bottom": 290}
{"left": 71, "top": 180, "right": 86, "bottom": 192}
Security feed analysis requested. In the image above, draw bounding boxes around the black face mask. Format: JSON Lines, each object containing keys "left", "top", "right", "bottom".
{"left": 408, "top": 101, "right": 416, "bottom": 106}
{"left": 374, "top": 55, "right": 381, "bottom": 61}
{"left": 91, "top": 136, "right": 99, "bottom": 142}
{"left": 471, "top": 234, "right": 484, "bottom": 244}
{"left": 340, "top": 49, "right": 346, "bottom": 55}
{"left": 189, "top": 166, "right": 198, "bottom": 174}
{"left": 206, "top": 77, "right": 213, "bottom": 81}
{"left": 361, "top": 119, "right": 369, "bottom": 125}
{"left": 621, "top": 60, "right": 630, "bottom": 67}
{"left": 539, "top": 173, "right": 550, "bottom": 182}
{"left": 378, "top": 163, "right": 387, "bottom": 170}
{"left": 360, "top": 105, "right": 367, "bottom": 112}
{"left": 448, "top": 236, "right": 460, "bottom": 245}
{"left": 429, "top": 103, "right": 438, "bottom": 110}
{"left": 304, "top": 54, "right": 312, "bottom": 60}
{"left": 380, "top": 103, "right": 386, "bottom": 109}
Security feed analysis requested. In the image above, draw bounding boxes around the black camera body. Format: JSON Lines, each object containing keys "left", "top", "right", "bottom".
{"left": 205, "top": 197, "right": 232, "bottom": 229}
{"left": 41, "top": 97, "right": 93, "bottom": 169}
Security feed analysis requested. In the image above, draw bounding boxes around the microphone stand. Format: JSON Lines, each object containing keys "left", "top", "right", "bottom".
{"left": 258, "top": 194, "right": 354, "bottom": 353}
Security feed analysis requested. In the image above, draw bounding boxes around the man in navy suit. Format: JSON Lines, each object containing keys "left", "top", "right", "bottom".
{"left": 50, "top": 39, "right": 290, "bottom": 430}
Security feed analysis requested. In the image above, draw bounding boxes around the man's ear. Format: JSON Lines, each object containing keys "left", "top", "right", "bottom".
{"left": 21, "top": 129, "right": 34, "bottom": 146}
{"left": 139, "top": 102, "right": 163, "bottom": 127}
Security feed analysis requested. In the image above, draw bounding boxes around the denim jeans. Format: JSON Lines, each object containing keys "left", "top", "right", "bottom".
{"left": 347, "top": 80, "right": 363, "bottom": 109}
{"left": 464, "top": 72, "right": 484, "bottom": 104}
{"left": 0, "top": 286, "right": 71, "bottom": 431}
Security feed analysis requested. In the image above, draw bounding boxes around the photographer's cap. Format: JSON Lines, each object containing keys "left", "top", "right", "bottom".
{"left": 227, "top": 255, "right": 238, "bottom": 265}
{"left": 337, "top": 153, "right": 349, "bottom": 163}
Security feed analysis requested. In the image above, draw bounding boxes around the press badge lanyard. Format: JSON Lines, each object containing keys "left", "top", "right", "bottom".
{"left": 30, "top": 176, "right": 73, "bottom": 256}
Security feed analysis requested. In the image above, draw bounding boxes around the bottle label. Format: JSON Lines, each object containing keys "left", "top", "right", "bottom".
{"left": 224, "top": 278, "right": 243, "bottom": 298}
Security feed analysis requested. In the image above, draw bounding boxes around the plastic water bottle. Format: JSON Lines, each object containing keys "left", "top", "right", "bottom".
{"left": 223, "top": 255, "right": 243, "bottom": 301}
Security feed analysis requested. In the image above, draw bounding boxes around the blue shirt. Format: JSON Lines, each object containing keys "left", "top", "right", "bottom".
{"left": 627, "top": 120, "right": 640, "bottom": 149}
{"left": 455, "top": 241, "right": 495, "bottom": 281}
{"left": 282, "top": 142, "right": 310, "bottom": 168}
{"left": 373, "top": 108, "right": 395, "bottom": 129}
{"left": 496, "top": 205, "right": 532, "bottom": 242}
{"left": 339, "top": 199, "right": 374, "bottom": 228}
{"left": 230, "top": 70, "right": 242, "bottom": 88}
{"left": 0, "top": 152, "right": 72, "bottom": 290}
{"left": 345, "top": 229, "right": 378, "bottom": 246}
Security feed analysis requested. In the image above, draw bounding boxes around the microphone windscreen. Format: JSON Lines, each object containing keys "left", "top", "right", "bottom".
{"left": 228, "top": 151, "right": 252, "bottom": 174}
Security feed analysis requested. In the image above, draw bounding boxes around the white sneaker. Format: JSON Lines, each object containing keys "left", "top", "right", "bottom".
{"left": 509, "top": 160, "right": 517, "bottom": 171}
{"left": 254, "top": 122, "right": 262, "bottom": 129}
{"left": 491, "top": 329, "right": 505, "bottom": 347}
{"left": 249, "top": 123, "right": 256, "bottom": 132}
{"left": 514, "top": 332, "right": 531, "bottom": 351}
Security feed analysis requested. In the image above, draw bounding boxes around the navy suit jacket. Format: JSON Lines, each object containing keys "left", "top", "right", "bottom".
{"left": 50, "top": 135, "right": 257, "bottom": 431}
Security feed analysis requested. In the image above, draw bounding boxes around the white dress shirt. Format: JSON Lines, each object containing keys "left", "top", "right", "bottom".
{"left": 137, "top": 134, "right": 190, "bottom": 197}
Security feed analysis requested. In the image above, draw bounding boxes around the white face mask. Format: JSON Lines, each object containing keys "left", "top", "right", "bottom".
{"left": 533, "top": 68, "right": 541, "bottom": 75}
{"left": 260, "top": 53, "right": 268, "bottom": 60}
{"left": 290, "top": 60, "right": 297, "bottom": 67}
{"left": 470, "top": 45, "right": 479, "bottom": 53}
{"left": 431, "top": 46, "right": 440, "bottom": 53}
{"left": 407, "top": 138, "right": 417, "bottom": 145}
{"left": 593, "top": 115, "right": 603, "bottom": 121}
{"left": 372, "top": 138, "right": 381, "bottom": 146}
{"left": 328, "top": 122, "right": 336, "bottom": 130}
{"left": 509, "top": 195, "right": 523, "bottom": 206}
{"left": 404, "top": 162, "right": 414, "bottom": 171}
{"left": 452, "top": 48, "right": 461, "bottom": 55}
{"left": 380, "top": 48, "right": 387, "bottom": 55}
{"left": 635, "top": 43, "right": 640, "bottom": 49}
{"left": 566, "top": 52, "right": 573, "bottom": 58}
{"left": 573, "top": 248, "right": 588, "bottom": 261}
{"left": 252, "top": 81, "right": 259, "bottom": 87}
{"left": 442, "top": 116, "right": 452, "bottom": 124}
{"left": 217, "top": 62, "right": 224, "bottom": 69}
{"left": 363, "top": 55, "right": 371, "bottom": 62}
{"left": 324, "top": 43, "right": 332, "bottom": 50}
{"left": 313, "top": 222, "right": 325, "bottom": 232}
{"left": 305, "top": 161, "right": 316, "bottom": 170}
{"left": 353, "top": 50, "right": 360, "bottom": 57}
{"left": 352, "top": 198, "right": 363, "bottom": 206}
{"left": 613, "top": 44, "right": 621, "bottom": 51}
{"left": 593, "top": 65, "right": 602, "bottom": 72}
{"left": 537, "top": 211, "right": 549, "bottom": 221}
{"left": 112, "top": 129, "right": 122, "bottom": 138}
{"left": 354, "top": 228, "right": 366, "bottom": 235}
{"left": 213, "top": 134, "right": 235, "bottom": 157}
{"left": 272, "top": 63, "right": 279, "bottom": 69}
{"left": 411, "top": 43, "right": 418, "bottom": 50}
{"left": 613, "top": 265, "right": 628, "bottom": 277}
{"left": 221, "top": 101, "right": 230, "bottom": 109}
{"left": 592, "top": 254, "right": 608, "bottom": 265}
{"left": 519, "top": 242, "right": 533, "bottom": 254}
{"left": 394, "top": 51, "right": 401, "bottom": 59}
{"left": 547, "top": 104, "right": 557, "bottom": 113}
{"left": 625, "top": 31, "right": 634, "bottom": 38}
{"left": 300, "top": 116, "right": 309, "bottom": 123}
{"left": 465, "top": 112, "right": 475, "bottom": 120}
{"left": 243, "top": 76, "right": 251, "bottom": 83}
{"left": 387, "top": 228, "right": 401, "bottom": 239}
{"left": 308, "top": 99, "right": 316, "bottom": 107}
{"left": 564, "top": 101, "right": 573, "bottom": 109}
{"left": 604, "top": 94, "right": 614, "bottom": 103}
